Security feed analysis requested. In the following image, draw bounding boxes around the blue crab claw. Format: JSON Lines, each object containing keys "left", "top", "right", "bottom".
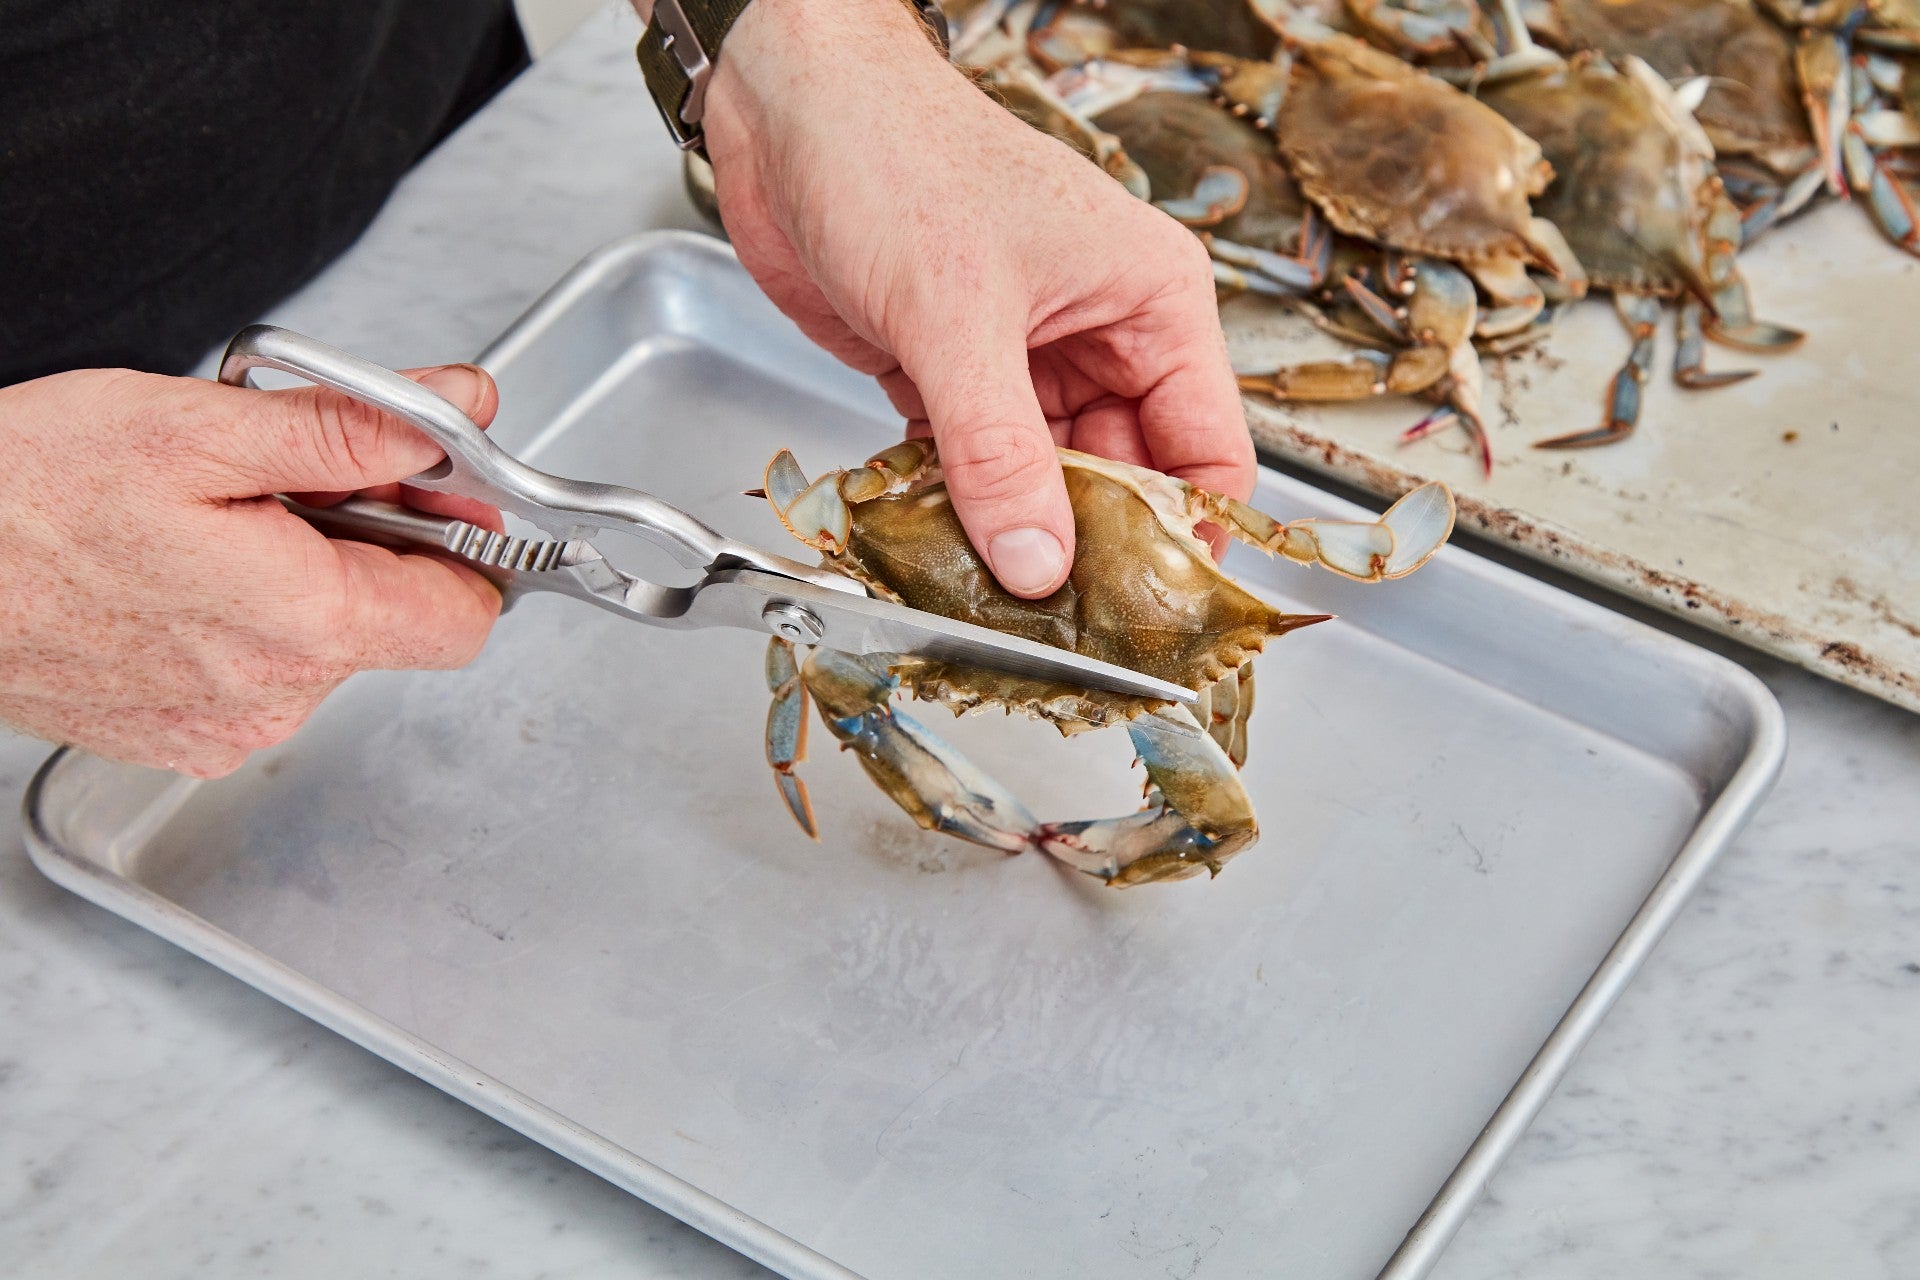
{"left": 1155, "top": 165, "right": 1251, "bottom": 228}
{"left": 1039, "top": 707, "right": 1256, "bottom": 887}
{"left": 1703, "top": 317, "right": 1807, "bottom": 352}
{"left": 763, "top": 450, "right": 852, "bottom": 553}
{"left": 1843, "top": 123, "right": 1920, "bottom": 255}
{"left": 1675, "top": 299, "right": 1757, "bottom": 390}
{"left": 1378, "top": 481, "right": 1455, "bottom": 578}
{"left": 1535, "top": 368, "right": 1647, "bottom": 449}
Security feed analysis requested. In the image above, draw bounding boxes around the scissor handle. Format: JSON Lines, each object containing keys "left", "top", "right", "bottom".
{"left": 216, "top": 324, "right": 735, "bottom": 571}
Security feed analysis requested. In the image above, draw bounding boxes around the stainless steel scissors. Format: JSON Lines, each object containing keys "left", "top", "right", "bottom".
{"left": 217, "top": 325, "right": 1196, "bottom": 704}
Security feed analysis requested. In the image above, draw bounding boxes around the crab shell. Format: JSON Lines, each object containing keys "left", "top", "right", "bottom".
{"left": 788, "top": 444, "right": 1334, "bottom": 732}
{"left": 1259, "top": 34, "right": 1569, "bottom": 273}
{"left": 1027, "top": 0, "right": 1287, "bottom": 69}
{"left": 1092, "top": 88, "right": 1311, "bottom": 249}
{"left": 1535, "top": 0, "right": 1817, "bottom": 180}
{"left": 1477, "top": 53, "right": 1720, "bottom": 299}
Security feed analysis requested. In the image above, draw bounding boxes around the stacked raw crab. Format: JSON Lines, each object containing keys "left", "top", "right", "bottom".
{"left": 929, "top": 0, "right": 1920, "bottom": 463}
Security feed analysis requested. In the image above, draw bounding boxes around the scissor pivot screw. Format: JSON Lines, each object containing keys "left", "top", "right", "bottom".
{"left": 763, "top": 602, "right": 825, "bottom": 643}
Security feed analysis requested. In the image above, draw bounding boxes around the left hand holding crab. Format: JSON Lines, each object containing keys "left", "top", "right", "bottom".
{"left": 691, "top": 0, "right": 1256, "bottom": 598}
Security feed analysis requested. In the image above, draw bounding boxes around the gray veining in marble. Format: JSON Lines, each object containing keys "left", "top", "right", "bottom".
{"left": 5, "top": 8, "right": 1918, "bottom": 1278}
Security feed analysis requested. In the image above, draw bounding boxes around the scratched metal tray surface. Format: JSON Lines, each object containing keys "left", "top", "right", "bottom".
{"left": 27, "top": 233, "right": 1784, "bottom": 1280}
{"left": 1227, "top": 200, "right": 1920, "bottom": 713}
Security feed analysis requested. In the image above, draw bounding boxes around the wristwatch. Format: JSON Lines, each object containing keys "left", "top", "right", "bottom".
{"left": 638, "top": 0, "right": 953, "bottom": 156}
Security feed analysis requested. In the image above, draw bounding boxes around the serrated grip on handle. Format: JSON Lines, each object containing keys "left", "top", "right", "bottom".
{"left": 441, "top": 522, "right": 586, "bottom": 573}
{"left": 277, "top": 496, "right": 527, "bottom": 601}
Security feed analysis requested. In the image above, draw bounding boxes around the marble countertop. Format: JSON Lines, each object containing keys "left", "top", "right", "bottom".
{"left": 5, "top": 10, "right": 1918, "bottom": 1278}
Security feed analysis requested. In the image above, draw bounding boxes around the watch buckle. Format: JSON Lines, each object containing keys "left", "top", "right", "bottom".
{"left": 653, "top": 0, "right": 713, "bottom": 149}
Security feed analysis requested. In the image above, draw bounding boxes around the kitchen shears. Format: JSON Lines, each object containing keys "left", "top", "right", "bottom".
{"left": 217, "top": 325, "right": 1197, "bottom": 705}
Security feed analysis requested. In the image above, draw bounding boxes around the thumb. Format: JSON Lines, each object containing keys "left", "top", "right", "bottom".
{"left": 913, "top": 338, "right": 1074, "bottom": 599}
{"left": 213, "top": 363, "right": 499, "bottom": 496}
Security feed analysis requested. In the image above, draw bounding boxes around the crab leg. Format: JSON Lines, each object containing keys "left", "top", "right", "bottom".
{"left": 1843, "top": 119, "right": 1920, "bottom": 251}
{"left": 1735, "top": 164, "right": 1829, "bottom": 244}
{"left": 1536, "top": 291, "right": 1659, "bottom": 451}
{"left": 1189, "top": 480, "right": 1455, "bottom": 582}
{"left": 799, "top": 649, "right": 1040, "bottom": 854}
{"left": 1205, "top": 206, "right": 1332, "bottom": 297}
{"left": 1699, "top": 186, "right": 1808, "bottom": 351}
{"left": 1675, "top": 298, "right": 1757, "bottom": 390}
{"left": 1797, "top": 28, "right": 1853, "bottom": 193}
{"left": 786, "top": 645, "right": 1259, "bottom": 887}
{"left": 1239, "top": 260, "right": 1493, "bottom": 474}
{"left": 1038, "top": 705, "right": 1258, "bottom": 887}
{"left": 765, "top": 638, "right": 818, "bottom": 837}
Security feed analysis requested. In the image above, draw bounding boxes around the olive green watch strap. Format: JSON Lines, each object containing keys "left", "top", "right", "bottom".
{"left": 638, "top": 0, "right": 951, "bottom": 156}
{"left": 637, "top": 0, "right": 756, "bottom": 154}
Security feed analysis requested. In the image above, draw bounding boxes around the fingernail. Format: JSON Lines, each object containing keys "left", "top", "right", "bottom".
{"left": 988, "top": 527, "right": 1067, "bottom": 597}
{"left": 416, "top": 364, "right": 486, "bottom": 412}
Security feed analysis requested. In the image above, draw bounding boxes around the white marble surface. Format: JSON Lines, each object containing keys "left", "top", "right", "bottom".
{"left": 4, "top": 10, "right": 1918, "bottom": 1278}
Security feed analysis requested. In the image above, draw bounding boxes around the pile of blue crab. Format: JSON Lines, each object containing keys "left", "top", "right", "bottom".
{"left": 940, "top": 0, "right": 1920, "bottom": 471}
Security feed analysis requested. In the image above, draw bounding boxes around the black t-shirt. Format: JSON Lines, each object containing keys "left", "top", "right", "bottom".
{"left": 0, "top": 0, "right": 527, "bottom": 385}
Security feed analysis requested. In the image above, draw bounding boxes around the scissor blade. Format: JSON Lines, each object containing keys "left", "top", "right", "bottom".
{"left": 707, "top": 571, "right": 1198, "bottom": 705}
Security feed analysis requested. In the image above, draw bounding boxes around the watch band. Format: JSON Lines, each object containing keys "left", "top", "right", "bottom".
{"left": 639, "top": 0, "right": 952, "bottom": 156}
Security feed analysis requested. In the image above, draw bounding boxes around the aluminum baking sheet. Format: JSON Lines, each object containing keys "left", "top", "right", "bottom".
{"left": 1228, "top": 200, "right": 1920, "bottom": 713}
{"left": 26, "top": 233, "right": 1784, "bottom": 1280}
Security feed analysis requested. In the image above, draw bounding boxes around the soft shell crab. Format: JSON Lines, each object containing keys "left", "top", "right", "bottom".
{"left": 1478, "top": 51, "right": 1805, "bottom": 446}
{"left": 756, "top": 439, "right": 1454, "bottom": 886}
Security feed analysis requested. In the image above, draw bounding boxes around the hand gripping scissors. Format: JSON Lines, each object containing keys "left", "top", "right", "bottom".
{"left": 217, "top": 325, "right": 1197, "bottom": 705}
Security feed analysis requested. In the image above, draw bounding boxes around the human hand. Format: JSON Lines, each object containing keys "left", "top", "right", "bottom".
{"left": 0, "top": 365, "right": 503, "bottom": 776}
{"left": 697, "top": 0, "right": 1256, "bottom": 597}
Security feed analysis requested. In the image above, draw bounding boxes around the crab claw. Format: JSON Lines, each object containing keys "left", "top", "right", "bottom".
{"left": 1039, "top": 706, "right": 1256, "bottom": 887}
{"left": 1533, "top": 422, "right": 1635, "bottom": 450}
{"left": 1675, "top": 299, "right": 1757, "bottom": 389}
{"left": 1703, "top": 318, "right": 1807, "bottom": 351}
{"left": 1537, "top": 291, "right": 1654, "bottom": 450}
{"left": 1155, "top": 165, "right": 1251, "bottom": 227}
{"left": 1207, "top": 216, "right": 1330, "bottom": 295}
{"left": 1535, "top": 355, "right": 1646, "bottom": 450}
{"left": 1378, "top": 481, "right": 1455, "bottom": 578}
{"left": 1675, "top": 368, "right": 1757, "bottom": 391}
{"left": 764, "top": 450, "right": 852, "bottom": 553}
{"left": 798, "top": 649, "right": 1040, "bottom": 854}
{"left": 1843, "top": 122, "right": 1920, "bottom": 254}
